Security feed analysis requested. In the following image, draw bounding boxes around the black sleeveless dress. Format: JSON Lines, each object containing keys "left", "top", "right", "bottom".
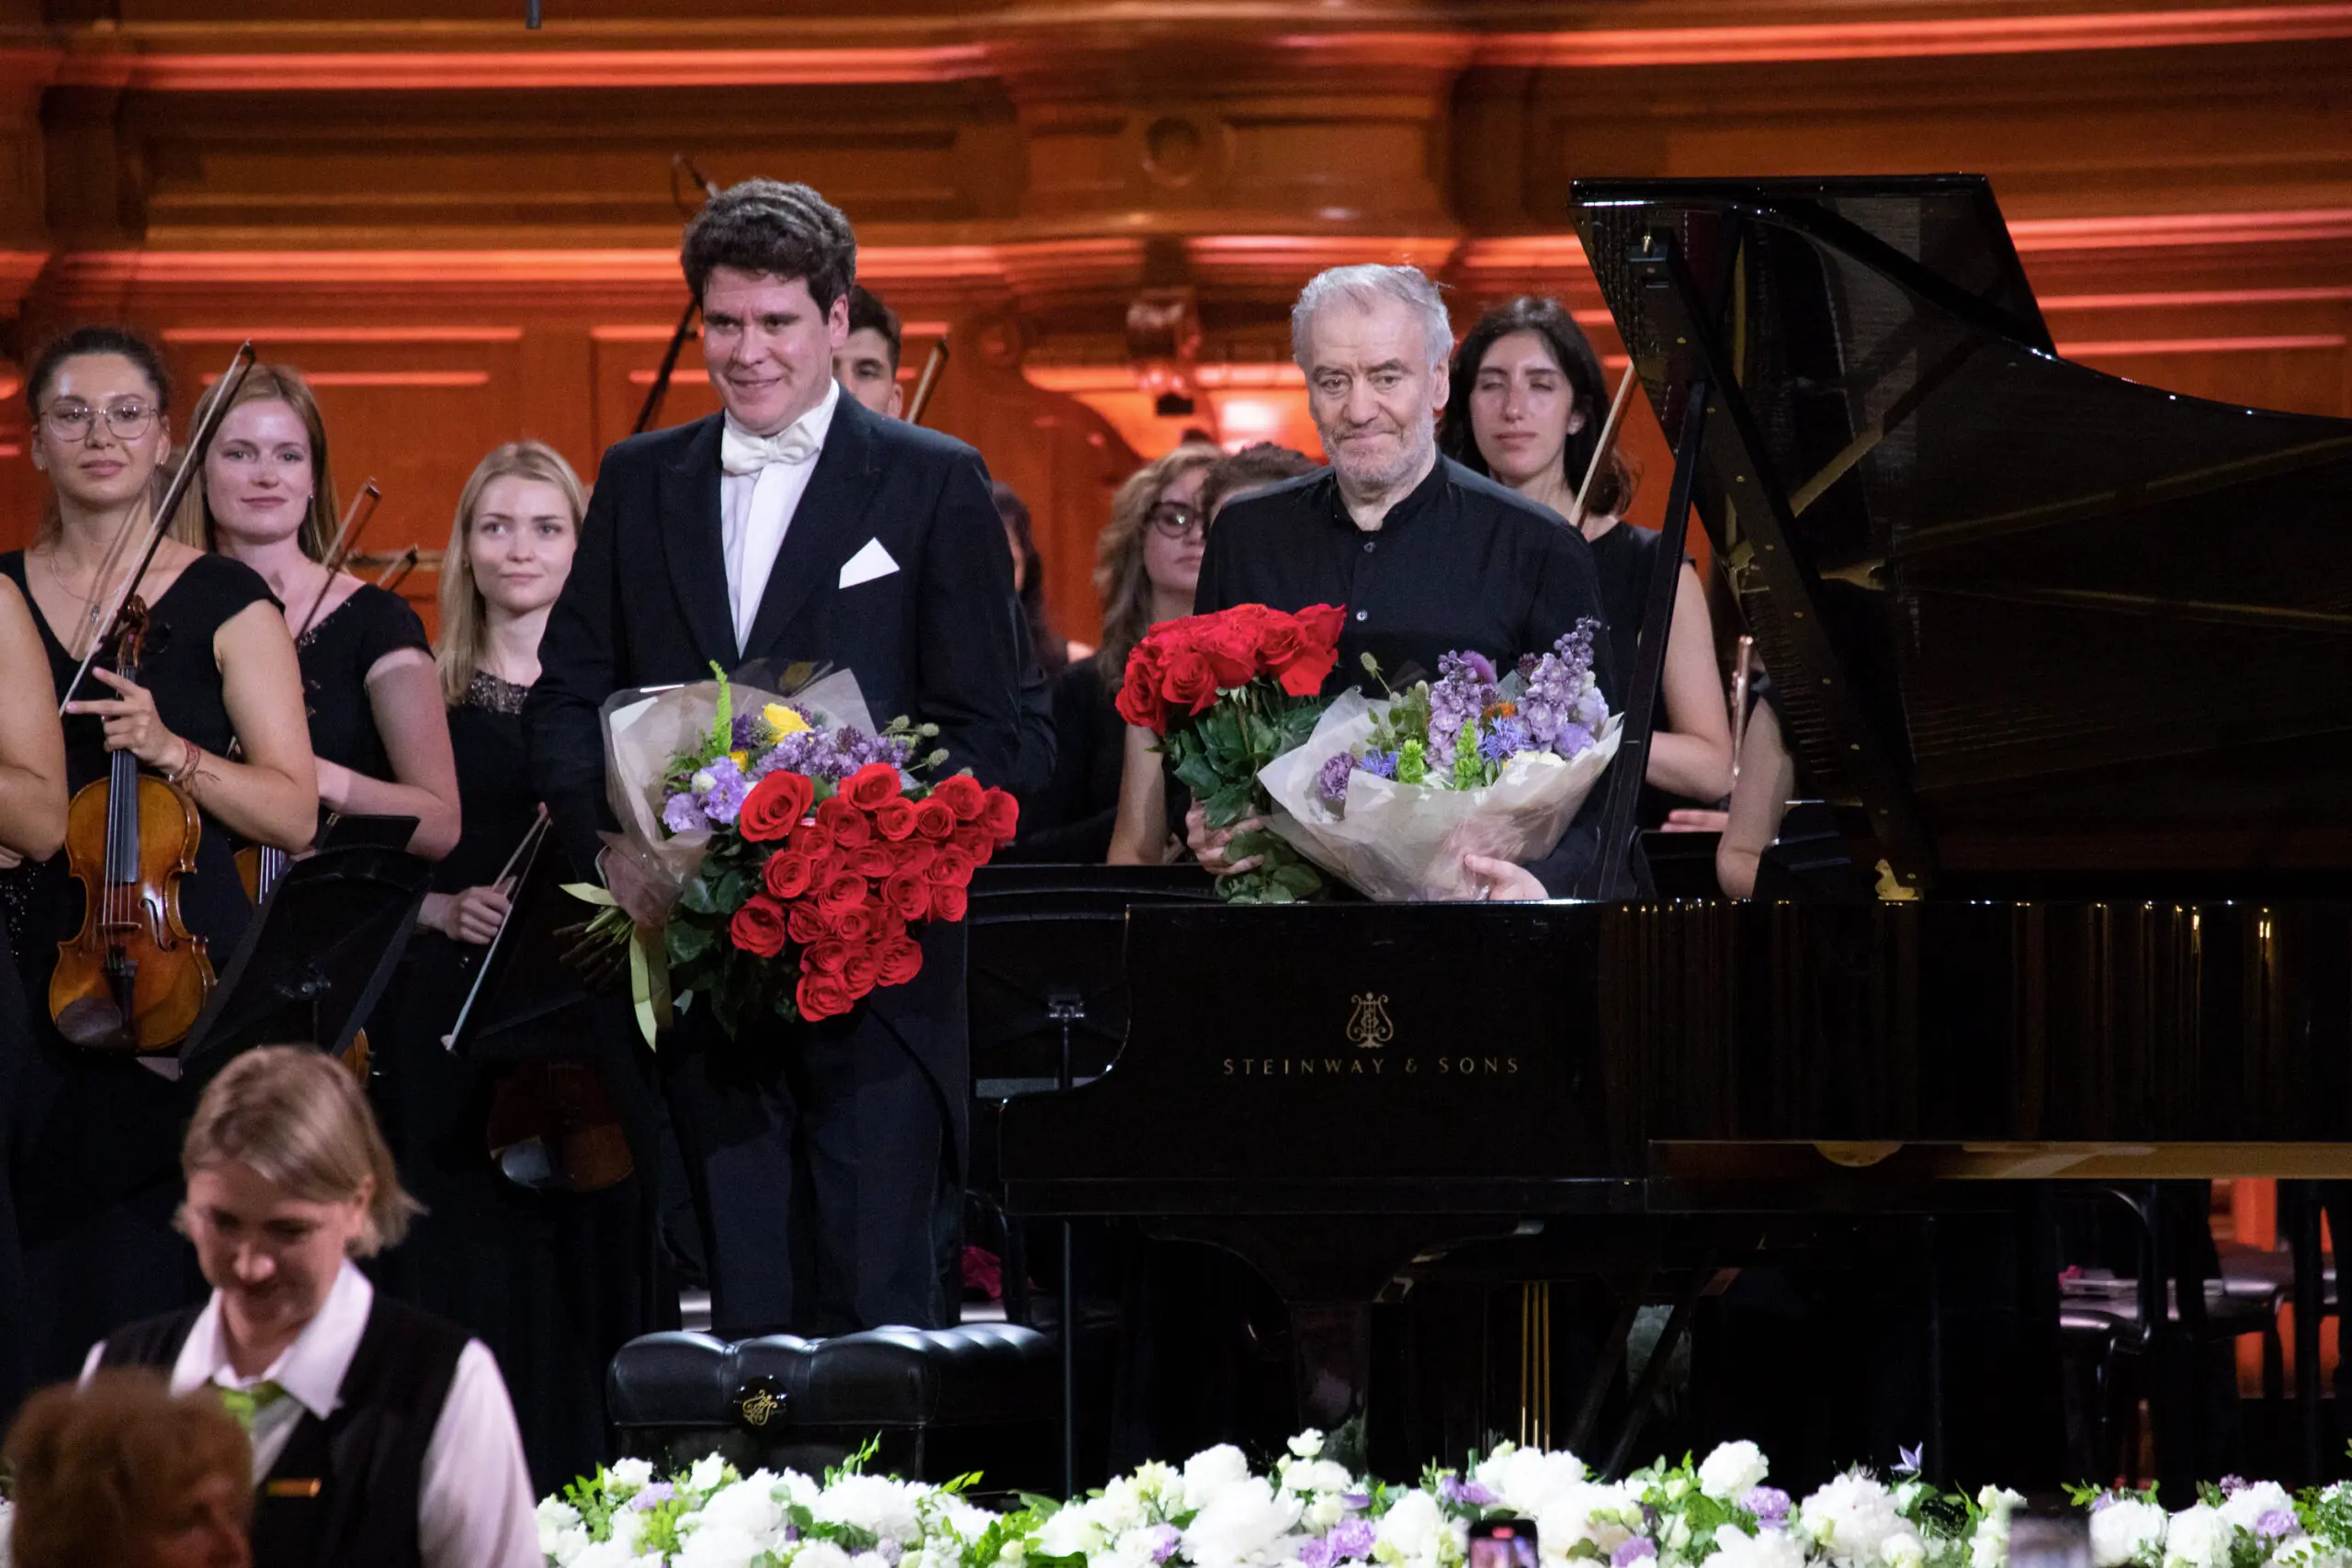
{"left": 1587, "top": 520, "right": 1713, "bottom": 824}
{"left": 372, "top": 670, "right": 670, "bottom": 1494}
{"left": 0, "top": 549, "right": 277, "bottom": 1389}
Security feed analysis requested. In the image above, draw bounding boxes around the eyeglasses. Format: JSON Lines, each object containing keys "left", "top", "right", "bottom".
{"left": 40, "top": 399, "right": 159, "bottom": 444}
{"left": 1148, "top": 502, "right": 1205, "bottom": 539}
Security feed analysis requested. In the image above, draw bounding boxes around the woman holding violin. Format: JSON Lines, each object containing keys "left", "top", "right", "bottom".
{"left": 0, "top": 569, "right": 70, "bottom": 1419}
{"left": 0, "top": 325, "right": 316, "bottom": 1387}
{"left": 175, "top": 364, "right": 460, "bottom": 869}
{"left": 374, "top": 441, "right": 665, "bottom": 1493}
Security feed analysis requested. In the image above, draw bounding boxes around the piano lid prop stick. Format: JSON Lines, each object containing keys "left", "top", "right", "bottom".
{"left": 904, "top": 337, "right": 950, "bottom": 428}
{"left": 1565, "top": 363, "right": 1639, "bottom": 533}
{"left": 294, "top": 479, "right": 382, "bottom": 641}
{"left": 1727, "top": 635, "right": 1754, "bottom": 790}
{"left": 59, "top": 341, "right": 257, "bottom": 716}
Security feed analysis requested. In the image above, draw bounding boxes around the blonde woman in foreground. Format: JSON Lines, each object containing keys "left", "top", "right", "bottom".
{"left": 82, "top": 1046, "right": 539, "bottom": 1568}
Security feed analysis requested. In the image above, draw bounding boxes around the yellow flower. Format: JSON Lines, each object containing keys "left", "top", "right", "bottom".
{"left": 729, "top": 750, "right": 751, "bottom": 769}
{"left": 763, "top": 703, "right": 811, "bottom": 738}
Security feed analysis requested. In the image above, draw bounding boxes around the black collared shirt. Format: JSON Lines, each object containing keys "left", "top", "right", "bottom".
{"left": 1196, "top": 456, "right": 1616, "bottom": 703}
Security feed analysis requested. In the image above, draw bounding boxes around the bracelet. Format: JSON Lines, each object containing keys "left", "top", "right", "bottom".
{"left": 167, "top": 738, "right": 201, "bottom": 786}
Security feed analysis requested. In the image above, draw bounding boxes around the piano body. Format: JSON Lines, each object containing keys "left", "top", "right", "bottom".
{"left": 994, "top": 177, "right": 2352, "bottom": 1479}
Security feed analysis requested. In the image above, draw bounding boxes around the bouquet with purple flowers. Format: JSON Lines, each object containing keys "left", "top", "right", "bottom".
{"left": 1256, "top": 622, "right": 1622, "bottom": 900}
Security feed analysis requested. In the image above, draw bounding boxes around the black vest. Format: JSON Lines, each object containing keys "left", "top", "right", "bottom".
{"left": 100, "top": 1292, "right": 470, "bottom": 1568}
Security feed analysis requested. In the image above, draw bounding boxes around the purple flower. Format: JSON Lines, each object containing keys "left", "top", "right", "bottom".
{"left": 1340, "top": 1493, "right": 1373, "bottom": 1515}
{"left": 1357, "top": 750, "right": 1398, "bottom": 781}
{"left": 1329, "top": 1519, "right": 1377, "bottom": 1560}
{"left": 1744, "top": 1488, "right": 1791, "bottom": 1528}
{"left": 1612, "top": 1541, "right": 1657, "bottom": 1568}
{"left": 1429, "top": 652, "right": 1498, "bottom": 773}
{"left": 699, "top": 756, "right": 750, "bottom": 825}
{"left": 1298, "top": 1540, "right": 1338, "bottom": 1568}
{"left": 627, "top": 1483, "right": 676, "bottom": 1510}
{"left": 2090, "top": 1495, "right": 2116, "bottom": 1515}
{"left": 2219, "top": 1477, "right": 2250, "bottom": 1498}
{"left": 731, "top": 712, "right": 762, "bottom": 749}
{"left": 1461, "top": 651, "right": 1498, "bottom": 685}
{"left": 1439, "top": 1476, "right": 1498, "bottom": 1507}
{"left": 1895, "top": 1444, "right": 1924, "bottom": 1477}
{"left": 1317, "top": 750, "right": 1357, "bottom": 808}
{"left": 1555, "top": 721, "right": 1595, "bottom": 756}
{"left": 662, "top": 793, "right": 703, "bottom": 834}
{"left": 1147, "top": 1525, "right": 1182, "bottom": 1563}
{"left": 1478, "top": 716, "right": 1531, "bottom": 767}
{"left": 1516, "top": 620, "right": 1602, "bottom": 753}
{"left": 2257, "top": 1511, "right": 2297, "bottom": 1540}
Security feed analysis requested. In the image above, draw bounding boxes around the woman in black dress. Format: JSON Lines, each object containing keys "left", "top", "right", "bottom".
{"left": 376, "top": 439, "right": 667, "bottom": 1493}
{"left": 175, "top": 363, "right": 460, "bottom": 867}
{"left": 0, "top": 573, "right": 69, "bottom": 1421}
{"left": 1442, "top": 296, "right": 1733, "bottom": 817}
{"left": 1, "top": 326, "right": 317, "bottom": 1387}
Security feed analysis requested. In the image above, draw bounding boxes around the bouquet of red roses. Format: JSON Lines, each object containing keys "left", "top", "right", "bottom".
{"left": 570, "top": 668, "right": 1017, "bottom": 1042}
{"left": 1115, "top": 602, "right": 1343, "bottom": 904}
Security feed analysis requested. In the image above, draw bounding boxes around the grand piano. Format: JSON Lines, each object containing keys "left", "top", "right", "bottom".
{"left": 993, "top": 177, "right": 2352, "bottom": 1484}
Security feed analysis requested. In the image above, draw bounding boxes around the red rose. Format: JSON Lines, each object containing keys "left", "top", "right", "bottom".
{"left": 815, "top": 795, "right": 872, "bottom": 848}
{"left": 738, "top": 771, "right": 814, "bottom": 843}
{"left": 728, "top": 897, "right": 787, "bottom": 958}
{"left": 842, "top": 761, "right": 902, "bottom": 811}
{"left": 978, "top": 788, "right": 1020, "bottom": 844}
{"left": 1197, "top": 621, "right": 1257, "bottom": 686}
{"left": 931, "top": 774, "right": 986, "bottom": 822}
{"left": 1253, "top": 615, "right": 1305, "bottom": 672}
{"left": 816, "top": 849, "right": 850, "bottom": 884}
{"left": 926, "top": 881, "right": 969, "bottom": 922}
{"left": 1294, "top": 603, "right": 1345, "bottom": 648}
{"left": 876, "top": 936, "right": 924, "bottom": 987}
{"left": 874, "top": 907, "right": 908, "bottom": 942}
{"left": 931, "top": 845, "right": 976, "bottom": 887}
{"left": 802, "top": 938, "right": 850, "bottom": 976}
{"left": 842, "top": 948, "right": 880, "bottom": 998}
{"left": 797, "top": 971, "right": 854, "bottom": 1022}
{"left": 816, "top": 872, "right": 868, "bottom": 920}
{"left": 913, "top": 797, "right": 957, "bottom": 840}
{"left": 882, "top": 870, "right": 932, "bottom": 922}
{"left": 890, "top": 840, "right": 939, "bottom": 877}
{"left": 786, "top": 901, "right": 831, "bottom": 946}
{"left": 1115, "top": 649, "right": 1166, "bottom": 733}
{"left": 851, "top": 844, "right": 897, "bottom": 878}
{"left": 795, "top": 820, "right": 834, "bottom": 860}
{"left": 1272, "top": 605, "right": 1344, "bottom": 697}
{"left": 1158, "top": 649, "right": 1217, "bottom": 714}
{"left": 831, "top": 904, "right": 876, "bottom": 945}
{"left": 762, "top": 848, "right": 816, "bottom": 900}
{"left": 871, "top": 797, "right": 918, "bottom": 841}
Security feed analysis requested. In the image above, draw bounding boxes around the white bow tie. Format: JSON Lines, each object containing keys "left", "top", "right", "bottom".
{"left": 720, "top": 421, "right": 820, "bottom": 477}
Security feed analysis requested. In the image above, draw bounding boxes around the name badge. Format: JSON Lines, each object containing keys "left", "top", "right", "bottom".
{"left": 266, "top": 1478, "right": 323, "bottom": 1498}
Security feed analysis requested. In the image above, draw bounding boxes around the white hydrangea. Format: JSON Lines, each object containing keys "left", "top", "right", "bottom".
{"left": 1304, "top": 1495, "right": 1351, "bottom": 1535}
{"left": 1970, "top": 1487, "right": 2028, "bottom": 1568}
{"left": 687, "top": 1452, "right": 730, "bottom": 1495}
{"left": 677, "top": 1520, "right": 772, "bottom": 1568}
{"left": 2220, "top": 1484, "right": 2297, "bottom": 1540}
{"left": 1535, "top": 1480, "right": 1643, "bottom": 1564}
{"left": 1187, "top": 1446, "right": 1258, "bottom": 1513}
{"left": 1713, "top": 1525, "right": 1815, "bottom": 1568}
{"left": 1700, "top": 1442, "right": 1770, "bottom": 1503}
{"left": 1290, "top": 1431, "right": 1328, "bottom": 1459}
{"left": 1283, "top": 1459, "right": 1358, "bottom": 1497}
{"left": 540, "top": 1497, "right": 587, "bottom": 1560}
{"left": 794, "top": 1540, "right": 857, "bottom": 1568}
{"left": 571, "top": 1542, "right": 666, "bottom": 1568}
{"left": 608, "top": 1457, "right": 657, "bottom": 1493}
{"left": 2089, "top": 1501, "right": 2168, "bottom": 1568}
{"left": 816, "top": 1474, "right": 926, "bottom": 1546}
{"left": 2162, "top": 1506, "right": 2234, "bottom": 1568}
{"left": 1475, "top": 1444, "right": 1591, "bottom": 1520}
{"left": 1035, "top": 1502, "right": 1111, "bottom": 1561}
{"left": 2273, "top": 1539, "right": 2350, "bottom": 1568}
{"left": 1798, "top": 1473, "right": 1921, "bottom": 1568}
{"left": 695, "top": 1473, "right": 786, "bottom": 1543}
{"left": 1182, "top": 1476, "right": 1306, "bottom": 1568}
{"left": 1375, "top": 1489, "right": 1453, "bottom": 1568}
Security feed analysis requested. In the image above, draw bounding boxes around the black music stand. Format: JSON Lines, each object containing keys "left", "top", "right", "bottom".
{"left": 178, "top": 843, "right": 430, "bottom": 1085}
{"left": 443, "top": 816, "right": 594, "bottom": 1068}
{"left": 965, "top": 863, "right": 1217, "bottom": 1498}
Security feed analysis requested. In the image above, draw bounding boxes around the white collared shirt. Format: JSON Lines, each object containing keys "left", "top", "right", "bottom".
{"left": 720, "top": 377, "right": 841, "bottom": 655}
{"left": 83, "top": 1262, "right": 540, "bottom": 1568}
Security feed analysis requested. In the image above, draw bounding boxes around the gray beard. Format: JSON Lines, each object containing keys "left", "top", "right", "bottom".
{"left": 1329, "top": 417, "right": 1437, "bottom": 497}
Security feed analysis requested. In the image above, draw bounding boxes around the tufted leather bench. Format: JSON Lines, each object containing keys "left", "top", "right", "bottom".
{"left": 606, "top": 1323, "right": 1057, "bottom": 1488}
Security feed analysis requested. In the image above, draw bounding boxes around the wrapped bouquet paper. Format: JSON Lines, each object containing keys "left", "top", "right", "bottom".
{"left": 567, "top": 661, "right": 1016, "bottom": 1043}
{"left": 1259, "top": 621, "right": 1622, "bottom": 901}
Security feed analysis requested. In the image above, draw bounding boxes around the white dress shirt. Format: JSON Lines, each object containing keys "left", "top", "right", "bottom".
{"left": 720, "top": 377, "right": 841, "bottom": 654}
{"left": 83, "top": 1262, "right": 540, "bottom": 1568}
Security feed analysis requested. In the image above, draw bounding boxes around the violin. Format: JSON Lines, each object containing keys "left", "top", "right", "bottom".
{"left": 51, "top": 597, "right": 216, "bottom": 1052}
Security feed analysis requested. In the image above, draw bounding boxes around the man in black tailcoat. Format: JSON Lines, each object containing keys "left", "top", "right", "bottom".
{"left": 524, "top": 180, "right": 1026, "bottom": 1337}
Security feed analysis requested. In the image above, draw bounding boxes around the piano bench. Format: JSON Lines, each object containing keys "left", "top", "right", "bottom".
{"left": 606, "top": 1323, "right": 1058, "bottom": 1489}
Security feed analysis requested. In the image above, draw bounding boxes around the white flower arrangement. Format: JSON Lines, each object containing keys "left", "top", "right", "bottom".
{"left": 539, "top": 1436, "right": 2352, "bottom": 1568}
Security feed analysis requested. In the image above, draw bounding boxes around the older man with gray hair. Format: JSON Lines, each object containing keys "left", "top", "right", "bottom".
{"left": 1188, "top": 262, "right": 1616, "bottom": 897}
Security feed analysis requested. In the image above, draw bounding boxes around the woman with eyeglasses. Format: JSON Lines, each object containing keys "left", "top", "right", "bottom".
{"left": 174, "top": 365, "right": 460, "bottom": 867}
{"left": 1002, "top": 443, "right": 1216, "bottom": 865}
{"left": 0, "top": 325, "right": 317, "bottom": 1390}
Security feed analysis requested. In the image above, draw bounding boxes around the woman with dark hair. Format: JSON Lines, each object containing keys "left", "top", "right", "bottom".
{"left": 175, "top": 364, "right": 460, "bottom": 866}
{"left": 990, "top": 479, "right": 1075, "bottom": 677}
{"left": 1442, "top": 296, "right": 1732, "bottom": 817}
{"left": 2, "top": 325, "right": 317, "bottom": 1389}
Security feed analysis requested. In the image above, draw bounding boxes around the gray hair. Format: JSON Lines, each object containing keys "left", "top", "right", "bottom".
{"left": 1290, "top": 264, "right": 1454, "bottom": 373}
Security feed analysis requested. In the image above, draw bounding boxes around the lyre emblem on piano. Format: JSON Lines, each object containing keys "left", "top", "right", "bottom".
{"left": 1345, "top": 993, "right": 1394, "bottom": 1049}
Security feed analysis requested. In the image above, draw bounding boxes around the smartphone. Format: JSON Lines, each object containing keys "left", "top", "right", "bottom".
{"left": 1469, "top": 1519, "right": 1539, "bottom": 1568}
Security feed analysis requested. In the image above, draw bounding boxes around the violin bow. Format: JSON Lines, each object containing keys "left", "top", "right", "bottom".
{"left": 373, "top": 547, "right": 421, "bottom": 592}
{"left": 293, "top": 479, "right": 382, "bottom": 641}
{"left": 1564, "top": 362, "right": 1640, "bottom": 534}
{"left": 904, "top": 337, "right": 951, "bottom": 428}
{"left": 59, "top": 341, "right": 257, "bottom": 717}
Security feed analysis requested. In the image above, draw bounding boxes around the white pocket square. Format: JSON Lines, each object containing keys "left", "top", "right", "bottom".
{"left": 838, "top": 537, "right": 899, "bottom": 589}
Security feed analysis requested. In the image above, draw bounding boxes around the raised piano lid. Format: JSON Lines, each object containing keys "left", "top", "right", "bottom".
{"left": 1571, "top": 175, "right": 2352, "bottom": 897}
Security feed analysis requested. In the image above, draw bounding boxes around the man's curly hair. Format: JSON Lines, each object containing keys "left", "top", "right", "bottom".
{"left": 682, "top": 179, "right": 858, "bottom": 311}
